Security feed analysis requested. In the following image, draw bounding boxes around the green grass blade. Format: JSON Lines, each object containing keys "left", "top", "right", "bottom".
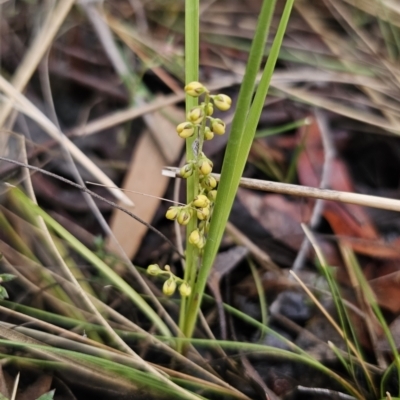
{"left": 11, "top": 187, "right": 172, "bottom": 338}
{"left": 184, "top": 0, "right": 294, "bottom": 339}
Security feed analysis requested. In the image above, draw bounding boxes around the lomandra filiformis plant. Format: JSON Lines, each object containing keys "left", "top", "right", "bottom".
{"left": 147, "top": 82, "right": 231, "bottom": 297}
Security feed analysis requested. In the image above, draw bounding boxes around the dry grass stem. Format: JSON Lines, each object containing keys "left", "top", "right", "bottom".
{"left": 164, "top": 167, "right": 400, "bottom": 212}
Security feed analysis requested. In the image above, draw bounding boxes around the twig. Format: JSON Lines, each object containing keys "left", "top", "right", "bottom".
{"left": 163, "top": 167, "right": 400, "bottom": 212}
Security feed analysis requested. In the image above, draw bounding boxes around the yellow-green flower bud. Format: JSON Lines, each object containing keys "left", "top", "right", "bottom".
{"left": 213, "top": 94, "right": 232, "bottom": 111}
{"left": 163, "top": 278, "right": 177, "bottom": 296}
{"left": 177, "top": 208, "right": 191, "bottom": 225}
{"left": 204, "top": 127, "right": 214, "bottom": 141}
{"left": 179, "top": 282, "right": 192, "bottom": 297}
{"left": 147, "top": 264, "right": 161, "bottom": 276}
{"left": 204, "top": 103, "right": 214, "bottom": 116}
{"left": 189, "top": 229, "right": 201, "bottom": 245}
{"left": 187, "top": 107, "right": 205, "bottom": 124}
{"left": 196, "top": 236, "right": 206, "bottom": 249}
{"left": 208, "top": 190, "right": 217, "bottom": 202}
{"left": 211, "top": 118, "right": 226, "bottom": 135}
{"left": 193, "top": 194, "right": 210, "bottom": 208}
{"left": 202, "top": 175, "right": 217, "bottom": 189}
{"left": 198, "top": 159, "right": 213, "bottom": 175}
{"left": 166, "top": 206, "right": 179, "bottom": 220}
{"left": 198, "top": 220, "right": 206, "bottom": 231}
{"left": 184, "top": 81, "right": 207, "bottom": 97}
{"left": 179, "top": 163, "right": 193, "bottom": 178}
{"left": 176, "top": 122, "right": 195, "bottom": 139}
{"left": 197, "top": 207, "right": 210, "bottom": 220}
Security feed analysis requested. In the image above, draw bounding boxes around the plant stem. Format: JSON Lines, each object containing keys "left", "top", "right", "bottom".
{"left": 178, "top": 0, "right": 200, "bottom": 339}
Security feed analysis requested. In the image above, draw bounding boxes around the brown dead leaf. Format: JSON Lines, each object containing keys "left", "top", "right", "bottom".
{"left": 237, "top": 189, "right": 312, "bottom": 251}
{"left": 297, "top": 118, "right": 400, "bottom": 259}
{"left": 369, "top": 271, "right": 400, "bottom": 313}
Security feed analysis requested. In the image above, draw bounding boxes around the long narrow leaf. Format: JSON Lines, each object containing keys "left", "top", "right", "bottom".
{"left": 11, "top": 187, "right": 172, "bottom": 338}
{"left": 185, "top": 0, "right": 294, "bottom": 338}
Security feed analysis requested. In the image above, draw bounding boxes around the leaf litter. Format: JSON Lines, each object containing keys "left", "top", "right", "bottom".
{"left": 1, "top": 0, "right": 400, "bottom": 399}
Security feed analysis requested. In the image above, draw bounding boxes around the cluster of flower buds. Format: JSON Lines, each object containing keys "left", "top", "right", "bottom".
{"left": 147, "top": 264, "right": 192, "bottom": 297}
{"left": 175, "top": 82, "right": 232, "bottom": 140}
{"left": 150, "top": 83, "right": 231, "bottom": 298}
{"left": 171, "top": 82, "right": 231, "bottom": 253}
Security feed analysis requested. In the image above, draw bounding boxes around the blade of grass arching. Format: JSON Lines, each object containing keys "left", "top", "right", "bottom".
{"left": 248, "top": 258, "right": 268, "bottom": 329}
{"left": 0, "top": 211, "right": 38, "bottom": 262}
{"left": 328, "top": 341, "right": 353, "bottom": 376}
{"left": 339, "top": 245, "right": 400, "bottom": 398}
{"left": 156, "top": 337, "right": 363, "bottom": 399}
{"left": 0, "top": 301, "right": 248, "bottom": 397}
{"left": 0, "top": 342, "right": 205, "bottom": 400}
{"left": 10, "top": 187, "right": 172, "bottom": 338}
{"left": 301, "top": 225, "right": 377, "bottom": 397}
{"left": 381, "top": 363, "right": 399, "bottom": 399}
{"left": 184, "top": 0, "right": 292, "bottom": 339}
{"left": 2, "top": 201, "right": 97, "bottom": 303}
{"left": 341, "top": 240, "right": 387, "bottom": 370}
{"left": 255, "top": 117, "right": 312, "bottom": 138}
